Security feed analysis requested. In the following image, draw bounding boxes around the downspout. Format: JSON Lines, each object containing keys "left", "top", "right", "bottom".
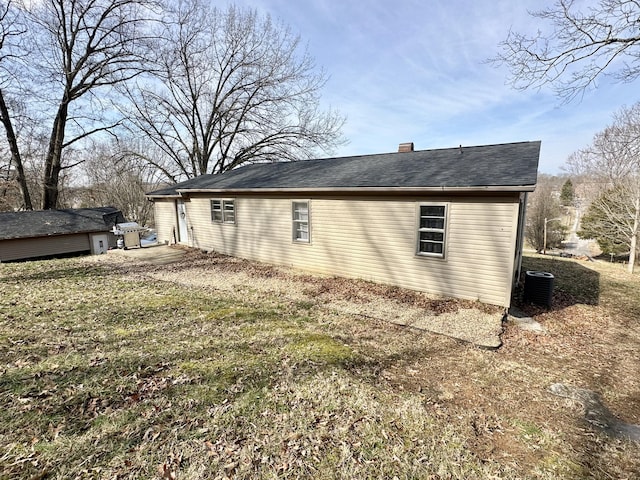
{"left": 514, "top": 192, "right": 528, "bottom": 286}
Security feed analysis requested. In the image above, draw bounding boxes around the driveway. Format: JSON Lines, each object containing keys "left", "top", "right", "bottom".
{"left": 562, "top": 207, "right": 596, "bottom": 257}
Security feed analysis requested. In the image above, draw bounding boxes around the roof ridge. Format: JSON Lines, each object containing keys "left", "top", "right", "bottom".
{"left": 307, "top": 140, "right": 541, "bottom": 162}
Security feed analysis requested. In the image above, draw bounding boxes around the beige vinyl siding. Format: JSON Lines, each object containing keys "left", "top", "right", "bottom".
{"left": 154, "top": 200, "right": 177, "bottom": 244}
{"left": 179, "top": 194, "right": 520, "bottom": 307}
{"left": 310, "top": 198, "right": 517, "bottom": 306}
{"left": 0, "top": 234, "right": 91, "bottom": 262}
{"left": 187, "top": 197, "right": 290, "bottom": 261}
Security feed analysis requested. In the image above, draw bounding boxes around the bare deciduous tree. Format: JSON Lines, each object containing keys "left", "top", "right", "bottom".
{"left": 1, "top": 0, "right": 344, "bottom": 209}
{"left": 29, "top": 0, "right": 159, "bottom": 209}
{"left": 567, "top": 102, "right": 640, "bottom": 273}
{"left": 0, "top": 0, "right": 32, "bottom": 209}
{"left": 494, "top": 0, "right": 640, "bottom": 101}
{"left": 0, "top": 142, "right": 21, "bottom": 210}
{"left": 82, "top": 139, "right": 163, "bottom": 226}
{"left": 579, "top": 185, "right": 639, "bottom": 258}
{"left": 124, "top": 1, "right": 345, "bottom": 181}
{"left": 526, "top": 176, "right": 566, "bottom": 253}
{"left": 0, "top": 0, "right": 159, "bottom": 210}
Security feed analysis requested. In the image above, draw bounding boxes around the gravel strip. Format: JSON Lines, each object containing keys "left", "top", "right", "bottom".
{"left": 88, "top": 246, "right": 504, "bottom": 348}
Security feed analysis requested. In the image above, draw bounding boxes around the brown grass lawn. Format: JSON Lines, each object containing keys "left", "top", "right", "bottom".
{"left": 1, "top": 250, "right": 639, "bottom": 479}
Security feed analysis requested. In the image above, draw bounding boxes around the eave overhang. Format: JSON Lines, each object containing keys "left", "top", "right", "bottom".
{"left": 146, "top": 184, "right": 536, "bottom": 199}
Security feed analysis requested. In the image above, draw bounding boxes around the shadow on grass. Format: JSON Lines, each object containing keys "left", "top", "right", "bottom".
{"left": 1, "top": 264, "right": 109, "bottom": 282}
{"left": 515, "top": 255, "right": 600, "bottom": 312}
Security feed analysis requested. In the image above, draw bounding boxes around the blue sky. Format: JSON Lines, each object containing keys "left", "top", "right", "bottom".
{"left": 233, "top": 0, "right": 638, "bottom": 174}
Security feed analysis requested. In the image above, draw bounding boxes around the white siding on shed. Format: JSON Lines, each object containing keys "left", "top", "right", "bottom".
{"left": 176, "top": 194, "right": 519, "bottom": 307}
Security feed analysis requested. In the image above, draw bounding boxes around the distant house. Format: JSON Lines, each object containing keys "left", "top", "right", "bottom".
{"left": 0, "top": 207, "right": 125, "bottom": 262}
{"left": 147, "top": 142, "right": 540, "bottom": 307}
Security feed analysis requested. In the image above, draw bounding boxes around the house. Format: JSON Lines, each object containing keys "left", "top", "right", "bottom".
{"left": 147, "top": 142, "right": 540, "bottom": 307}
{"left": 0, "top": 207, "right": 125, "bottom": 262}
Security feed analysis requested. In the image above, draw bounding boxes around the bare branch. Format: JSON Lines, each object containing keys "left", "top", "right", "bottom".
{"left": 122, "top": 0, "right": 345, "bottom": 181}
{"left": 492, "top": 0, "right": 640, "bottom": 101}
{"left": 570, "top": 101, "right": 640, "bottom": 271}
{"left": 18, "top": 0, "right": 161, "bottom": 208}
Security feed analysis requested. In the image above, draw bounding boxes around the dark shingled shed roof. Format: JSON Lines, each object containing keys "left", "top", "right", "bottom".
{"left": 0, "top": 207, "right": 125, "bottom": 240}
{"left": 147, "top": 141, "right": 541, "bottom": 197}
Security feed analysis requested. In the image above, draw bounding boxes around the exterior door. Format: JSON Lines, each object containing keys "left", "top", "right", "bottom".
{"left": 176, "top": 199, "right": 189, "bottom": 244}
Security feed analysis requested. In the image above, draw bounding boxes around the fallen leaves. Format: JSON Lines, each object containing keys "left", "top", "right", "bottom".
{"left": 157, "top": 462, "right": 176, "bottom": 480}
{"left": 157, "top": 451, "right": 183, "bottom": 479}
{"left": 2, "top": 252, "right": 640, "bottom": 479}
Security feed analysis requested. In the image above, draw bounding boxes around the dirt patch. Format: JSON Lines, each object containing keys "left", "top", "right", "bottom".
{"left": 550, "top": 383, "right": 640, "bottom": 442}
{"left": 88, "top": 246, "right": 504, "bottom": 348}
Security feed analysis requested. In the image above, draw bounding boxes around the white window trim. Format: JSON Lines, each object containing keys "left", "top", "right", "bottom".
{"left": 292, "top": 200, "right": 311, "bottom": 243}
{"left": 417, "top": 202, "right": 448, "bottom": 259}
{"left": 211, "top": 199, "right": 236, "bottom": 224}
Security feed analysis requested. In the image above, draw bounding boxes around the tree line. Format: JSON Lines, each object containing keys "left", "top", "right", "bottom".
{"left": 527, "top": 99, "right": 640, "bottom": 275}
{"left": 0, "top": 0, "right": 344, "bottom": 214}
{"left": 568, "top": 103, "right": 640, "bottom": 273}
{"left": 495, "top": 0, "right": 640, "bottom": 274}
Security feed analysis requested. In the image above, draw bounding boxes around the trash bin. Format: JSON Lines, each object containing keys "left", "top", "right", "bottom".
{"left": 523, "top": 271, "right": 554, "bottom": 307}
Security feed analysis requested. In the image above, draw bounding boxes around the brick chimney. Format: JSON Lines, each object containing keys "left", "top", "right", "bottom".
{"left": 398, "top": 142, "right": 414, "bottom": 153}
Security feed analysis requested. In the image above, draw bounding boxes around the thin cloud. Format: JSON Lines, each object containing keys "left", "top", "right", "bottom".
{"left": 224, "top": 0, "right": 637, "bottom": 173}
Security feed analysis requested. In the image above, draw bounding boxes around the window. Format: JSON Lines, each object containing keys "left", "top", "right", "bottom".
{"left": 292, "top": 201, "right": 310, "bottom": 242}
{"left": 418, "top": 204, "right": 446, "bottom": 257}
{"left": 223, "top": 200, "right": 235, "bottom": 224}
{"left": 211, "top": 199, "right": 235, "bottom": 224}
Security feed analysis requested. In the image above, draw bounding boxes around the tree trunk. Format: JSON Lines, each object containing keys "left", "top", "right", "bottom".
{"left": 628, "top": 195, "right": 639, "bottom": 274}
{"left": 42, "top": 102, "right": 68, "bottom": 210}
{"left": 0, "top": 89, "right": 33, "bottom": 210}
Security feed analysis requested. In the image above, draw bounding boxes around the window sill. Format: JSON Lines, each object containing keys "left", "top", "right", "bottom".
{"left": 416, "top": 252, "right": 445, "bottom": 260}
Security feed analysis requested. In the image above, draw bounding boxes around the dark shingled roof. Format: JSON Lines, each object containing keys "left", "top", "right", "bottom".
{"left": 0, "top": 207, "right": 125, "bottom": 240}
{"left": 147, "top": 141, "right": 541, "bottom": 197}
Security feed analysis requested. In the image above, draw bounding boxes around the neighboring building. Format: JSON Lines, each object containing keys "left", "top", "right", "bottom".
{"left": 0, "top": 207, "right": 125, "bottom": 262}
{"left": 147, "top": 142, "right": 541, "bottom": 307}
